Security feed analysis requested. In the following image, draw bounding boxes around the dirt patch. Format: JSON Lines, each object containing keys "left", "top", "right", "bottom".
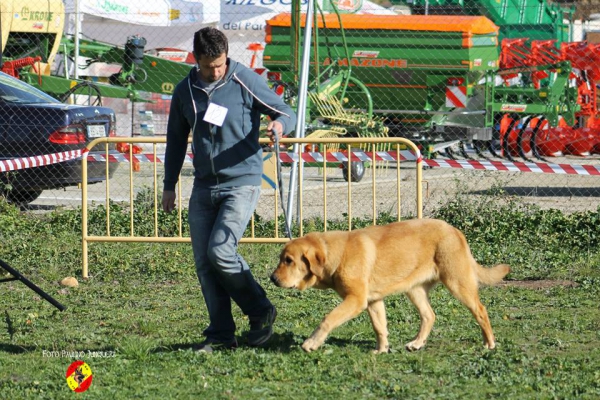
{"left": 498, "top": 280, "right": 579, "bottom": 289}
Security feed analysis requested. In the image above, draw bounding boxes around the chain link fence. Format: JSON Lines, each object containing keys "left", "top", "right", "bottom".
{"left": 1, "top": 0, "right": 599, "bottom": 217}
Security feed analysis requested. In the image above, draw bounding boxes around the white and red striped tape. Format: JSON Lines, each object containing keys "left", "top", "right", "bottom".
{"left": 85, "top": 153, "right": 193, "bottom": 164}
{"left": 2, "top": 149, "right": 600, "bottom": 176}
{"left": 0, "top": 149, "right": 84, "bottom": 173}
{"left": 85, "top": 150, "right": 415, "bottom": 164}
{"left": 277, "top": 151, "right": 600, "bottom": 175}
{"left": 423, "top": 158, "right": 600, "bottom": 175}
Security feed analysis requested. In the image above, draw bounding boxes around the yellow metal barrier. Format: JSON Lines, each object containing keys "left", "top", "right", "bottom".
{"left": 81, "top": 137, "right": 423, "bottom": 278}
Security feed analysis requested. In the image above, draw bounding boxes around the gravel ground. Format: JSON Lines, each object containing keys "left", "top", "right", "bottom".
{"left": 29, "top": 153, "right": 600, "bottom": 217}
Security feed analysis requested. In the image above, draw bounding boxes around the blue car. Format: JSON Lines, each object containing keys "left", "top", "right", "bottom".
{"left": 0, "top": 72, "right": 119, "bottom": 205}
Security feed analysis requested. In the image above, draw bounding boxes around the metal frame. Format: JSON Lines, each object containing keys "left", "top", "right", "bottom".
{"left": 81, "top": 136, "right": 424, "bottom": 278}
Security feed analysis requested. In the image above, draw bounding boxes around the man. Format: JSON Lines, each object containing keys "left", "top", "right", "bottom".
{"left": 162, "top": 27, "right": 296, "bottom": 352}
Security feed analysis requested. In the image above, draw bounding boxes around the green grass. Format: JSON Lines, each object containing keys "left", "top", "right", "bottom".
{"left": 1, "top": 194, "right": 599, "bottom": 399}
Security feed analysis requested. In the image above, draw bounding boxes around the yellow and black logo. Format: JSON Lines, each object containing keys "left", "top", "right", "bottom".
{"left": 66, "top": 360, "right": 93, "bottom": 393}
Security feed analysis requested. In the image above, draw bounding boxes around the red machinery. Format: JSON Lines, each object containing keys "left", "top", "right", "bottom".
{"left": 1, "top": 56, "right": 42, "bottom": 81}
{"left": 499, "top": 38, "right": 600, "bottom": 159}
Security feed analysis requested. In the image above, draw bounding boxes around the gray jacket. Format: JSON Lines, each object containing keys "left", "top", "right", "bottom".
{"left": 163, "top": 59, "right": 296, "bottom": 191}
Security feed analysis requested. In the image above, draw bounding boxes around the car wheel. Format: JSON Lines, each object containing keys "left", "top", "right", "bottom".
{"left": 2, "top": 189, "right": 43, "bottom": 205}
{"left": 342, "top": 160, "right": 365, "bottom": 182}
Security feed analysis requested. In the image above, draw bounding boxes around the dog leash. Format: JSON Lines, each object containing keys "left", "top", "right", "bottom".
{"left": 273, "top": 132, "right": 293, "bottom": 240}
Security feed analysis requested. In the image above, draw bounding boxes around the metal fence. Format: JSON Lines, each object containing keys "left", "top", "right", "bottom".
{"left": 1, "top": 0, "right": 599, "bottom": 215}
{"left": 79, "top": 136, "right": 424, "bottom": 278}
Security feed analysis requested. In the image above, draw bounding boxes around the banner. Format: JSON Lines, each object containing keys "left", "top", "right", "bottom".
{"left": 63, "top": 0, "right": 395, "bottom": 66}
{"left": 68, "top": 0, "right": 220, "bottom": 26}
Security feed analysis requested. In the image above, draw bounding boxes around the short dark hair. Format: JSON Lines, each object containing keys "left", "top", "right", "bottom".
{"left": 193, "top": 27, "right": 228, "bottom": 59}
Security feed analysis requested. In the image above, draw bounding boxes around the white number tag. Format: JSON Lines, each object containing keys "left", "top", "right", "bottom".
{"left": 203, "top": 102, "right": 228, "bottom": 127}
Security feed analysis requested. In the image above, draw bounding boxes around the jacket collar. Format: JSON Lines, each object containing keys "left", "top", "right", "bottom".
{"left": 188, "top": 58, "right": 239, "bottom": 87}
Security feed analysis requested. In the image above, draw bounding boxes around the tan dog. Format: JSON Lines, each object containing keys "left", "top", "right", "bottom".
{"left": 270, "top": 218, "right": 510, "bottom": 353}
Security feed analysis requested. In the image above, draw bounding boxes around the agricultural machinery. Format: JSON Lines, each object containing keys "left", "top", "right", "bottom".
{"left": 0, "top": 0, "right": 191, "bottom": 104}
{"left": 399, "top": 0, "right": 574, "bottom": 44}
{"left": 2, "top": 0, "right": 599, "bottom": 176}
{"left": 262, "top": 0, "right": 600, "bottom": 165}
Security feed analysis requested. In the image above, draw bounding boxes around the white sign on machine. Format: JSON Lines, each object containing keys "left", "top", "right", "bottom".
{"left": 63, "top": 0, "right": 221, "bottom": 50}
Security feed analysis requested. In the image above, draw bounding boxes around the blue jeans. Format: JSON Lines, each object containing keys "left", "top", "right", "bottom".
{"left": 188, "top": 185, "right": 272, "bottom": 342}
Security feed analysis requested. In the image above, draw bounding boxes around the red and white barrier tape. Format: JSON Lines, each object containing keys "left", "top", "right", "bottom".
{"left": 423, "top": 158, "right": 600, "bottom": 175}
{"left": 89, "top": 151, "right": 600, "bottom": 175}
{"left": 85, "top": 153, "right": 193, "bottom": 164}
{"left": 0, "top": 149, "right": 84, "bottom": 173}
{"left": 87, "top": 150, "right": 417, "bottom": 164}
{"left": 2, "top": 149, "right": 599, "bottom": 176}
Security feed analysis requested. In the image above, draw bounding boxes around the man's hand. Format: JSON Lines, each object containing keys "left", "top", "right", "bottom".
{"left": 162, "top": 190, "right": 176, "bottom": 213}
{"left": 266, "top": 120, "right": 284, "bottom": 143}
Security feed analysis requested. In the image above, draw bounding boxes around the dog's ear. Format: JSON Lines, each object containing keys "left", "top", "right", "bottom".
{"left": 303, "top": 247, "right": 325, "bottom": 279}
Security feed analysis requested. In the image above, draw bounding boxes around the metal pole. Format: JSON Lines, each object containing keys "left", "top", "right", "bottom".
{"left": 0, "top": 4, "right": 3, "bottom": 68}
{"left": 74, "top": 0, "right": 81, "bottom": 79}
{"left": 286, "top": 0, "right": 314, "bottom": 229}
{"left": 0, "top": 259, "right": 66, "bottom": 311}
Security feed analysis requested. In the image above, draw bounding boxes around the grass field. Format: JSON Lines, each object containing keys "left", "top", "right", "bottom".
{"left": 1, "top": 194, "right": 599, "bottom": 399}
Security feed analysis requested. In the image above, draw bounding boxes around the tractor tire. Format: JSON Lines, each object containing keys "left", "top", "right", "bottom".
{"left": 342, "top": 160, "right": 365, "bottom": 182}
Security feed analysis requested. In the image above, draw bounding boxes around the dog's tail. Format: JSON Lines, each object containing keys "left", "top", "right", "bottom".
{"left": 475, "top": 263, "right": 511, "bottom": 286}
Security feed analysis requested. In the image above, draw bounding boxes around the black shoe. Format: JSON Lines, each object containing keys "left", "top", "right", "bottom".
{"left": 248, "top": 305, "right": 277, "bottom": 347}
{"left": 194, "top": 338, "right": 238, "bottom": 353}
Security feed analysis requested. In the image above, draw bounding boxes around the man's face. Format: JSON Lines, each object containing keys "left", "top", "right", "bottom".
{"left": 196, "top": 52, "right": 227, "bottom": 83}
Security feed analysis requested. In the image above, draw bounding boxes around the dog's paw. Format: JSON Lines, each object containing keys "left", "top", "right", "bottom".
{"left": 405, "top": 340, "right": 425, "bottom": 351}
{"left": 371, "top": 346, "right": 390, "bottom": 355}
{"left": 301, "top": 338, "right": 321, "bottom": 352}
{"left": 484, "top": 341, "right": 496, "bottom": 350}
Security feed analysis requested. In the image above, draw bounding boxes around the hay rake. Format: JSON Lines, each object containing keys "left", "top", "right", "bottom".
{"left": 305, "top": 88, "right": 391, "bottom": 182}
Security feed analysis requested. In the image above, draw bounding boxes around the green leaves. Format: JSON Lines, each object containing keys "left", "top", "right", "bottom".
{"left": 432, "top": 192, "right": 600, "bottom": 280}
{"left": 0, "top": 188, "right": 599, "bottom": 398}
